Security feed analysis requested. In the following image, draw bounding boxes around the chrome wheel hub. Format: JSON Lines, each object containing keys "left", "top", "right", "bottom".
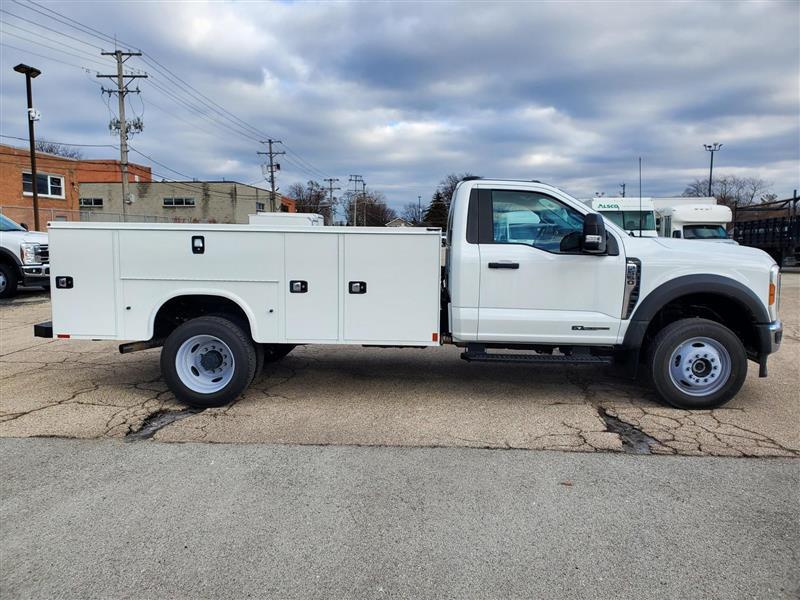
{"left": 668, "top": 336, "right": 731, "bottom": 397}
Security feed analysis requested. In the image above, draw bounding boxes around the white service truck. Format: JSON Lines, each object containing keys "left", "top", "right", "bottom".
{"left": 35, "top": 178, "right": 782, "bottom": 410}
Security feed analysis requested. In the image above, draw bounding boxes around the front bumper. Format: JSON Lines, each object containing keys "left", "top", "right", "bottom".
{"left": 754, "top": 320, "right": 782, "bottom": 377}
{"left": 21, "top": 264, "right": 50, "bottom": 286}
{"left": 757, "top": 320, "right": 783, "bottom": 354}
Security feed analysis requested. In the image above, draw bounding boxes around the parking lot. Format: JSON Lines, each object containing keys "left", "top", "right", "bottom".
{"left": 1, "top": 274, "right": 798, "bottom": 457}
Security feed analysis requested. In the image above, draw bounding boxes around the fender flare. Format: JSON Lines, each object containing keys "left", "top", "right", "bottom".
{"left": 622, "top": 274, "right": 769, "bottom": 349}
{"left": 0, "top": 247, "right": 22, "bottom": 271}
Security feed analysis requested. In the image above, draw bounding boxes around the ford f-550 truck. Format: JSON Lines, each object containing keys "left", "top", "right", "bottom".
{"left": 34, "top": 178, "right": 782, "bottom": 410}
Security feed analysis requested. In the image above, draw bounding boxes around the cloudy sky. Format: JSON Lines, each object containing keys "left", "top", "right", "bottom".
{"left": 1, "top": 0, "right": 798, "bottom": 215}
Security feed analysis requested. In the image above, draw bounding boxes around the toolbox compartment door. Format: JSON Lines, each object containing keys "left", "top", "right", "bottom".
{"left": 49, "top": 228, "right": 117, "bottom": 337}
{"left": 284, "top": 233, "right": 339, "bottom": 341}
{"left": 343, "top": 233, "right": 440, "bottom": 343}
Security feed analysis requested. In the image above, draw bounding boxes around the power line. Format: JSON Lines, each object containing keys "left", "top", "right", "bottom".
{"left": 0, "top": 134, "right": 115, "bottom": 148}
{"left": 0, "top": 8, "right": 105, "bottom": 51}
{"left": 8, "top": 0, "right": 336, "bottom": 186}
{"left": 0, "top": 41, "right": 100, "bottom": 72}
{"left": 0, "top": 29, "right": 112, "bottom": 69}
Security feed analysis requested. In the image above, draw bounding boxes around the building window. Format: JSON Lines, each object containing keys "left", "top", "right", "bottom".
{"left": 22, "top": 172, "right": 65, "bottom": 198}
{"left": 256, "top": 202, "right": 265, "bottom": 212}
{"left": 79, "top": 198, "right": 104, "bottom": 208}
{"left": 163, "top": 197, "right": 196, "bottom": 207}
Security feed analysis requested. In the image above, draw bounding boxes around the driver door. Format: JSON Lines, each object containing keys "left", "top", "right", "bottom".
{"left": 477, "top": 187, "right": 625, "bottom": 345}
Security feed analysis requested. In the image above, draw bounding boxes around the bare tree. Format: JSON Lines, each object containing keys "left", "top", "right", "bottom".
{"left": 437, "top": 172, "right": 478, "bottom": 206}
{"left": 400, "top": 202, "right": 424, "bottom": 224}
{"left": 343, "top": 189, "right": 396, "bottom": 226}
{"left": 286, "top": 180, "right": 334, "bottom": 223}
{"left": 682, "top": 175, "right": 772, "bottom": 207}
{"left": 35, "top": 140, "right": 83, "bottom": 160}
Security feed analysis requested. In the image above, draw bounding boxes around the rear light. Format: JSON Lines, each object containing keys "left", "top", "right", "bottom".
{"left": 57, "top": 334, "right": 70, "bottom": 339}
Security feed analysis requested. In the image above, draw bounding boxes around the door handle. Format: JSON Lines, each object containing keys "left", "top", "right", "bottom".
{"left": 488, "top": 262, "right": 519, "bottom": 269}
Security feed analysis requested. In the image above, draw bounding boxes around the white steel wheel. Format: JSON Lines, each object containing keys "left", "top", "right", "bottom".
{"left": 648, "top": 318, "right": 747, "bottom": 409}
{"left": 668, "top": 336, "right": 731, "bottom": 397}
{"left": 175, "top": 334, "right": 236, "bottom": 394}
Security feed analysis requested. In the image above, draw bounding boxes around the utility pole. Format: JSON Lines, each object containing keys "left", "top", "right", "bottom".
{"left": 418, "top": 195, "right": 422, "bottom": 223}
{"left": 323, "top": 177, "right": 340, "bottom": 225}
{"left": 704, "top": 143, "right": 722, "bottom": 197}
{"left": 257, "top": 139, "right": 285, "bottom": 212}
{"left": 619, "top": 183, "right": 626, "bottom": 198}
{"left": 98, "top": 51, "right": 146, "bottom": 220}
{"left": 361, "top": 180, "right": 368, "bottom": 226}
{"left": 13, "top": 63, "right": 41, "bottom": 231}
{"left": 348, "top": 175, "right": 363, "bottom": 225}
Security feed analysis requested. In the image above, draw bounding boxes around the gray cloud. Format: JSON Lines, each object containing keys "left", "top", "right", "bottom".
{"left": 1, "top": 0, "right": 797, "bottom": 214}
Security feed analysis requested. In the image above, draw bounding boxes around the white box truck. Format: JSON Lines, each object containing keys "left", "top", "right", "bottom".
{"left": 658, "top": 204, "right": 734, "bottom": 242}
{"left": 36, "top": 178, "right": 782, "bottom": 410}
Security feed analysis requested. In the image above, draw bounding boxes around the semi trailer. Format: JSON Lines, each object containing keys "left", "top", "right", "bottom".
{"left": 35, "top": 178, "right": 782, "bottom": 410}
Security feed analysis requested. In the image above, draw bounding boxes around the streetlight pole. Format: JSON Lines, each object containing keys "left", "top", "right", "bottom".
{"left": 704, "top": 143, "right": 722, "bottom": 197}
{"left": 13, "top": 64, "right": 42, "bottom": 231}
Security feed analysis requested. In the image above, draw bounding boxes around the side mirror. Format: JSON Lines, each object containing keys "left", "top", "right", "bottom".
{"left": 672, "top": 231, "right": 682, "bottom": 239}
{"left": 582, "top": 213, "right": 607, "bottom": 254}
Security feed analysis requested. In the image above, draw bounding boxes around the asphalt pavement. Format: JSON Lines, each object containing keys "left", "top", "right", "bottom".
{"left": 1, "top": 437, "right": 798, "bottom": 599}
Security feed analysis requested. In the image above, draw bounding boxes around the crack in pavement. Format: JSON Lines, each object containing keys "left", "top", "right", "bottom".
{"left": 124, "top": 408, "right": 205, "bottom": 441}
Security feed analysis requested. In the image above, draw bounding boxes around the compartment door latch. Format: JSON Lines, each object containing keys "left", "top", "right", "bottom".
{"left": 349, "top": 281, "right": 367, "bottom": 294}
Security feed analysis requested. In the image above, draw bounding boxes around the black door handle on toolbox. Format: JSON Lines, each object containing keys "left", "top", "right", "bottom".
{"left": 488, "top": 262, "right": 519, "bottom": 269}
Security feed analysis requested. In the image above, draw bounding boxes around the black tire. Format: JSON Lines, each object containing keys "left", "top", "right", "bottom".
{"left": 0, "top": 263, "right": 19, "bottom": 299}
{"left": 160, "top": 316, "right": 257, "bottom": 408}
{"left": 646, "top": 318, "right": 747, "bottom": 409}
{"left": 262, "top": 343, "right": 296, "bottom": 363}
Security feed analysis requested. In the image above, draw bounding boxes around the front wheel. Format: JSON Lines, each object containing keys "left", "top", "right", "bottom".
{"left": 161, "top": 316, "right": 257, "bottom": 408}
{"left": 647, "top": 318, "right": 748, "bottom": 409}
{"left": 0, "top": 264, "right": 18, "bottom": 299}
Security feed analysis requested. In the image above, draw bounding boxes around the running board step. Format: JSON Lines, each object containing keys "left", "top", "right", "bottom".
{"left": 461, "top": 351, "right": 612, "bottom": 365}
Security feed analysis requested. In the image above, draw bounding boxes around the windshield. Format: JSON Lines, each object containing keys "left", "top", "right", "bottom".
{"left": 684, "top": 224, "right": 728, "bottom": 239}
{"left": 0, "top": 214, "right": 25, "bottom": 232}
{"left": 600, "top": 210, "right": 656, "bottom": 232}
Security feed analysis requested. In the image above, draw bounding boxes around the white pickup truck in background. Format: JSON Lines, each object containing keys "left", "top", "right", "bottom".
{"left": 0, "top": 214, "right": 50, "bottom": 299}
{"left": 35, "top": 178, "right": 782, "bottom": 410}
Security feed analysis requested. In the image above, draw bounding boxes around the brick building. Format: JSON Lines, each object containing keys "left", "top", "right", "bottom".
{"left": 1, "top": 142, "right": 293, "bottom": 227}
{"left": 0, "top": 143, "right": 150, "bottom": 229}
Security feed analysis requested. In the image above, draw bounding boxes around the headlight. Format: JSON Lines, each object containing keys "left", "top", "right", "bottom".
{"left": 20, "top": 242, "right": 42, "bottom": 265}
{"left": 768, "top": 264, "right": 781, "bottom": 321}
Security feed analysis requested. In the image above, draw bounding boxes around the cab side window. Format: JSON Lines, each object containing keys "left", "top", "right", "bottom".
{"left": 491, "top": 190, "right": 584, "bottom": 253}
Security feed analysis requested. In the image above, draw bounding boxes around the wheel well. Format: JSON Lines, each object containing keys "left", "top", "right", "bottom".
{"left": 641, "top": 292, "right": 759, "bottom": 356}
{"left": 153, "top": 295, "right": 252, "bottom": 339}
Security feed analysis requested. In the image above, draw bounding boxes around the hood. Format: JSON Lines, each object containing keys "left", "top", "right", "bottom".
{"left": 18, "top": 231, "right": 47, "bottom": 244}
{"left": 23, "top": 231, "right": 48, "bottom": 244}
{"left": 620, "top": 235, "right": 774, "bottom": 269}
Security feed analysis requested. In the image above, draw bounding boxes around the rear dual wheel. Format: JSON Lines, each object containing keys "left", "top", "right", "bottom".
{"left": 161, "top": 316, "right": 256, "bottom": 408}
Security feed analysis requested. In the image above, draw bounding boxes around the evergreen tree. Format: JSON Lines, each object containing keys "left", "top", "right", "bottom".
{"left": 423, "top": 191, "right": 449, "bottom": 231}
